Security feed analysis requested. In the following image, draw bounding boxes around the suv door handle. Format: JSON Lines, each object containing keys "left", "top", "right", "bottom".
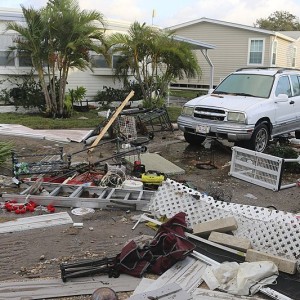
{"left": 289, "top": 100, "right": 295, "bottom": 104}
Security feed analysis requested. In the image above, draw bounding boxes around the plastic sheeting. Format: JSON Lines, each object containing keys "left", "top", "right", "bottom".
{"left": 203, "top": 261, "right": 278, "bottom": 296}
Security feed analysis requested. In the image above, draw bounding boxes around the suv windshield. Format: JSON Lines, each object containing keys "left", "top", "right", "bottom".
{"left": 214, "top": 74, "right": 274, "bottom": 98}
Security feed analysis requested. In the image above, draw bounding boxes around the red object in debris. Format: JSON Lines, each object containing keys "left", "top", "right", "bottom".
{"left": 47, "top": 205, "right": 55, "bottom": 213}
{"left": 26, "top": 205, "right": 35, "bottom": 212}
{"left": 20, "top": 207, "right": 27, "bottom": 214}
{"left": 28, "top": 200, "right": 37, "bottom": 208}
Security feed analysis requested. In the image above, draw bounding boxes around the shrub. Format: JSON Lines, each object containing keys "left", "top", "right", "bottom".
{"left": 8, "top": 72, "right": 45, "bottom": 111}
{"left": 268, "top": 145, "right": 300, "bottom": 173}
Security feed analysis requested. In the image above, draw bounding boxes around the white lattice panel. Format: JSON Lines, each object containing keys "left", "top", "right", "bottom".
{"left": 230, "top": 146, "right": 284, "bottom": 191}
{"left": 148, "top": 179, "right": 300, "bottom": 268}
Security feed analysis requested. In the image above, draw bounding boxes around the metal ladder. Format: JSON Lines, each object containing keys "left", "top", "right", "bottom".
{"left": 2, "top": 182, "right": 154, "bottom": 211}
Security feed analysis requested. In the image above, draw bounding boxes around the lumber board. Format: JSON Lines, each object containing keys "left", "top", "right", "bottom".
{"left": 0, "top": 212, "right": 73, "bottom": 234}
{"left": 129, "top": 282, "right": 191, "bottom": 300}
{"left": 89, "top": 90, "right": 134, "bottom": 152}
{"left": 132, "top": 278, "right": 155, "bottom": 295}
{"left": 192, "top": 288, "right": 262, "bottom": 299}
{"left": 146, "top": 256, "right": 207, "bottom": 294}
{"left": 0, "top": 275, "right": 141, "bottom": 299}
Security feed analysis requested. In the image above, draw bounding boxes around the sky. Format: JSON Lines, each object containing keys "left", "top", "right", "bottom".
{"left": 1, "top": 0, "right": 300, "bottom": 28}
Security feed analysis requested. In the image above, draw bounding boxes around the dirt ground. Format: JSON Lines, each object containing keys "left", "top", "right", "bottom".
{"left": 0, "top": 129, "right": 300, "bottom": 299}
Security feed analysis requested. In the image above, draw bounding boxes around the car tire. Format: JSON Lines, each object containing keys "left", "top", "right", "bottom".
{"left": 295, "top": 130, "right": 300, "bottom": 139}
{"left": 184, "top": 132, "right": 206, "bottom": 145}
{"left": 249, "top": 123, "right": 269, "bottom": 152}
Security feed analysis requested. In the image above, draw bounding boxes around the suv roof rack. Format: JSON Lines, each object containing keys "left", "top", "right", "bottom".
{"left": 236, "top": 67, "right": 300, "bottom": 73}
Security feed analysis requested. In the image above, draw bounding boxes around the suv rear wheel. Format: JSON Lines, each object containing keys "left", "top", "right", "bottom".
{"left": 184, "top": 132, "right": 206, "bottom": 145}
{"left": 249, "top": 123, "right": 269, "bottom": 152}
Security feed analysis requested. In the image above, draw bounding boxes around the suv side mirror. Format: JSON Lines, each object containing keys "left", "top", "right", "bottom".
{"left": 275, "top": 94, "right": 289, "bottom": 103}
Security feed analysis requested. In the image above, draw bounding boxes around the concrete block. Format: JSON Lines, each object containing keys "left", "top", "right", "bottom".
{"left": 192, "top": 216, "right": 238, "bottom": 236}
{"left": 246, "top": 249, "right": 297, "bottom": 274}
{"left": 208, "top": 231, "right": 251, "bottom": 252}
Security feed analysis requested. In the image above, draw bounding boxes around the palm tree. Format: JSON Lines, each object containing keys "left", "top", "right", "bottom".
{"left": 6, "top": 6, "right": 53, "bottom": 113}
{"left": 108, "top": 22, "right": 201, "bottom": 107}
{"left": 7, "top": 0, "right": 107, "bottom": 117}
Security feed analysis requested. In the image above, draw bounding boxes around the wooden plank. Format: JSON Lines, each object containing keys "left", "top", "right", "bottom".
{"left": 88, "top": 90, "right": 134, "bottom": 152}
{"left": 192, "top": 288, "right": 262, "bottom": 299}
{"left": 146, "top": 256, "right": 207, "bottom": 294}
{"left": 129, "top": 282, "right": 191, "bottom": 300}
{"left": 0, "top": 275, "right": 141, "bottom": 299}
{"left": 132, "top": 278, "right": 155, "bottom": 295}
{"left": 0, "top": 212, "right": 73, "bottom": 234}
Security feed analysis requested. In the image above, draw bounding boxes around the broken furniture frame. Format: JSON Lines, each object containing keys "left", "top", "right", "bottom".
{"left": 12, "top": 147, "right": 67, "bottom": 179}
{"left": 60, "top": 257, "right": 118, "bottom": 282}
{"left": 229, "top": 146, "right": 300, "bottom": 191}
{"left": 121, "top": 106, "right": 173, "bottom": 135}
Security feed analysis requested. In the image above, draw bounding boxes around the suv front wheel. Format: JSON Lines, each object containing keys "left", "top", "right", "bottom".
{"left": 249, "top": 123, "right": 269, "bottom": 152}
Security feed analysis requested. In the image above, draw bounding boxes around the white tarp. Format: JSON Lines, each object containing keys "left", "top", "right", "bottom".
{"left": 203, "top": 261, "right": 278, "bottom": 296}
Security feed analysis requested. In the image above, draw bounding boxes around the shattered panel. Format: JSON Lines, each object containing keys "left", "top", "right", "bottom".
{"left": 148, "top": 179, "right": 300, "bottom": 269}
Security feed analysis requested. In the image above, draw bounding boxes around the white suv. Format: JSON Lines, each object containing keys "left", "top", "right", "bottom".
{"left": 177, "top": 67, "right": 300, "bottom": 152}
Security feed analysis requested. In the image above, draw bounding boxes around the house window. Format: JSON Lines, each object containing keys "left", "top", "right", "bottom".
{"left": 248, "top": 39, "right": 264, "bottom": 65}
{"left": 18, "top": 51, "right": 33, "bottom": 67}
{"left": 271, "top": 40, "right": 277, "bottom": 66}
{"left": 0, "top": 51, "right": 14, "bottom": 66}
{"left": 292, "top": 47, "right": 297, "bottom": 68}
{"left": 112, "top": 55, "right": 122, "bottom": 68}
{"left": 91, "top": 54, "right": 109, "bottom": 68}
{"left": 91, "top": 54, "right": 123, "bottom": 69}
{"left": 0, "top": 34, "right": 15, "bottom": 67}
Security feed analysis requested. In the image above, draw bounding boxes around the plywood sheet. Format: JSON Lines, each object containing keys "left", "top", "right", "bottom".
{"left": 126, "top": 152, "right": 185, "bottom": 175}
{"left": 0, "top": 275, "right": 141, "bottom": 299}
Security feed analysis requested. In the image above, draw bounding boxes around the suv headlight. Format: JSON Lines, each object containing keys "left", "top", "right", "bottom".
{"left": 227, "top": 111, "right": 246, "bottom": 123}
{"left": 182, "top": 106, "right": 194, "bottom": 116}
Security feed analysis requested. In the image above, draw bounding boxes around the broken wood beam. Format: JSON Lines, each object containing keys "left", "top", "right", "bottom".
{"left": 208, "top": 231, "right": 252, "bottom": 252}
{"left": 88, "top": 90, "right": 134, "bottom": 153}
{"left": 192, "top": 216, "right": 238, "bottom": 236}
{"left": 246, "top": 249, "right": 297, "bottom": 275}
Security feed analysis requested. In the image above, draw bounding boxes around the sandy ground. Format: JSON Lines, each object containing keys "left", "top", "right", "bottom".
{"left": 0, "top": 129, "right": 299, "bottom": 299}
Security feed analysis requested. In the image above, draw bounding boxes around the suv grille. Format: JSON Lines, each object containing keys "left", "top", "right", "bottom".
{"left": 194, "top": 107, "right": 226, "bottom": 121}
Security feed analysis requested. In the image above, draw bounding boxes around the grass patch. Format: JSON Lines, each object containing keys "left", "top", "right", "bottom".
{"left": 167, "top": 106, "right": 182, "bottom": 122}
{"left": 0, "top": 110, "right": 102, "bottom": 129}
{"left": 0, "top": 106, "right": 182, "bottom": 129}
{"left": 170, "top": 89, "right": 206, "bottom": 99}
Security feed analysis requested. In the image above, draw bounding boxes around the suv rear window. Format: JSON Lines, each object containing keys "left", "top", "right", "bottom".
{"left": 214, "top": 74, "right": 274, "bottom": 98}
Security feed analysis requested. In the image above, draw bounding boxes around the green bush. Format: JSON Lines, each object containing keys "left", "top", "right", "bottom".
{"left": 94, "top": 83, "right": 143, "bottom": 109}
{"left": 268, "top": 145, "right": 300, "bottom": 173}
{"left": 8, "top": 72, "right": 45, "bottom": 111}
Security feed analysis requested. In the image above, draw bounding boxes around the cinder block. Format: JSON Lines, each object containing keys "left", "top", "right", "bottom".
{"left": 246, "top": 249, "right": 297, "bottom": 274}
{"left": 192, "top": 216, "right": 238, "bottom": 236}
{"left": 208, "top": 231, "right": 251, "bottom": 252}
